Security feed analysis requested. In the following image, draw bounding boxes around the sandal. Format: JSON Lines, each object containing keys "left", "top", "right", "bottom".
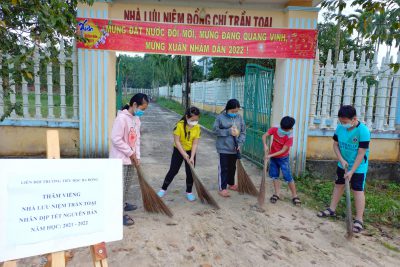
{"left": 219, "top": 189, "right": 230, "bottom": 197}
{"left": 353, "top": 220, "right": 364, "bottom": 233}
{"left": 292, "top": 197, "right": 301, "bottom": 206}
{"left": 270, "top": 194, "right": 280, "bottom": 204}
{"left": 317, "top": 208, "right": 336, "bottom": 218}
{"left": 123, "top": 214, "right": 135, "bottom": 226}
{"left": 228, "top": 184, "right": 238, "bottom": 191}
{"left": 124, "top": 202, "right": 138, "bottom": 212}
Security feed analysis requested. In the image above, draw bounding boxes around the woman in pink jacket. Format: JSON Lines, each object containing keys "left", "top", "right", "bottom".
{"left": 110, "top": 93, "right": 149, "bottom": 226}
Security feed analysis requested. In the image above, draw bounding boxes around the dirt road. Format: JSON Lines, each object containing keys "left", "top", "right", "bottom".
{"left": 22, "top": 103, "right": 400, "bottom": 267}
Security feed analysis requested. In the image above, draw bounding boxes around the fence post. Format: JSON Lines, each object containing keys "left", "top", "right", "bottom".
{"left": 46, "top": 42, "right": 55, "bottom": 119}
{"left": 34, "top": 45, "right": 42, "bottom": 119}
{"left": 21, "top": 46, "right": 30, "bottom": 118}
{"left": 72, "top": 39, "right": 79, "bottom": 120}
{"left": 0, "top": 54, "right": 3, "bottom": 117}
{"left": 308, "top": 49, "right": 319, "bottom": 128}
{"left": 385, "top": 56, "right": 394, "bottom": 128}
{"left": 332, "top": 50, "right": 344, "bottom": 129}
{"left": 389, "top": 50, "right": 400, "bottom": 130}
{"left": 366, "top": 54, "right": 378, "bottom": 129}
{"left": 59, "top": 39, "right": 67, "bottom": 119}
{"left": 354, "top": 51, "right": 366, "bottom": 122}
{"left": 343, "top": 51, "right": 356, "bottom": 105}
{"left": 361, "top": 58, "right": 369, "bottom": 122}
{"left": 375, "top": 54, "right": 390, "bottom": 131}
{"left": 320, "top": 49, "right": 332, "bottom": 128}
{"left": 7, "top": 54, "right": 17, "bottom": 118}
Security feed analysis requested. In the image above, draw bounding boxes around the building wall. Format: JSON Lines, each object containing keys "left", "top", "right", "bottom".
{"left": 307, "top": 136, "right": 400, "bottom": 162}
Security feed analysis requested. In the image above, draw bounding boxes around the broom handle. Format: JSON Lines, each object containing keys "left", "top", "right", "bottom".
{"left": 344, "top": 166, "right": 353, "bottom": 238}
{"left": 233, "top": 136, "right": 242, "bottom": 159}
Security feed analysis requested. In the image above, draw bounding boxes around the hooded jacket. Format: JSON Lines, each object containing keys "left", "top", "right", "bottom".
{"left": 213, "top": 112, "right": 246, "bottom": 154}
{"left": 109, "top": 109, "right": 141, "bottom": 165}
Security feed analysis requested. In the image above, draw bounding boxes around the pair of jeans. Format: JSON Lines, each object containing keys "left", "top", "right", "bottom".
{"left": 269, "top": 156, "right": 294, "bottom": 183}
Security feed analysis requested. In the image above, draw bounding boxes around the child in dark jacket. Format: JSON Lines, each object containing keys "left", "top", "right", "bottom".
{"left": 213, "top": 99, "right": 246, "bottom": 198}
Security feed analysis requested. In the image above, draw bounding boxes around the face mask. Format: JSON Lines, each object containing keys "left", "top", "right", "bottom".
{"left": 187, "top": 120, "right": 198, "bottom": 126}
{"left": 340, "top": 121, "right": 354, "bottom": 129}
{"left": 135, "top": 108, "right": 144, "bottom": 117}
{"left": 227, "top": 113, "right": 237, "bottom": 118}
{"left": 278, "top": 128, "right": 291, "bottom": 136}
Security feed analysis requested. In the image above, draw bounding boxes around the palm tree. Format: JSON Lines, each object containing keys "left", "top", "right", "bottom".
{"left": 370, "top": 11, "right": 389, "bottom": 52}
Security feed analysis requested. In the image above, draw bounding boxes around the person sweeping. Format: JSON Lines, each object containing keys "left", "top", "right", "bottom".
{"left": 109, "top": 93, "right": 149, "bottom": 226}
{"left": 317, "top": 105, "right": 370, "bottom": 233}
{"left": 157, "top": 107, "right": 201, "bottom": 202}
{"left": 213, "top": 99, "right": 246, "bottom": 198}
{"left": 262, "top": 116, "right": 301, "bottom": 206}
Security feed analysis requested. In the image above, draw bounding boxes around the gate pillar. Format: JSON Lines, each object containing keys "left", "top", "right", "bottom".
{"left": 271, "top": 7, "right": 318, "bottom": 174}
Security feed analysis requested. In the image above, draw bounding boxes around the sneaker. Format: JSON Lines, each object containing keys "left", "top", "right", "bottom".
{"left": 186, "top": 192, "right": 196, "bottom": 202}
{"left": 124, "top": 202, "right": 138, "bottom": 212}
{"left": 123, "top": 214, "right": 134, "bottom": 226}
{"left": 157, "top": 189, "right": 166, "bottom": 198}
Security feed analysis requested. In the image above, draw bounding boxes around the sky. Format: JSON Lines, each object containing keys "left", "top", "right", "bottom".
{"left": 117, "top": 5, "right": 399, "bottom": 65}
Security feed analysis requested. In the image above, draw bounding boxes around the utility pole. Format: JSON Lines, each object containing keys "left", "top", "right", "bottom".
{"left": 184, "top": 56, "right": 192, "bottom": 110}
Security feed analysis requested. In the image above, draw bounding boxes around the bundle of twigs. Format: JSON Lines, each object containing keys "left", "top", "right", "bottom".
{"left": 344, "top": 168, "right": 353, "bottom": 239}
{"left": 237, "top": 160, "right": 259, "bottom": 196}
{"left": 257, "top": 158, "right": 269, "bottom": 207}
{"left": 188, "top": 163, "right": 220, "bottom": 209}
{"left": 135, "top": 164, "right": 173, "bottom": 217}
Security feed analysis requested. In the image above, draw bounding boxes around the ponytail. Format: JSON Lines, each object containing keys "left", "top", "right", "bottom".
{"left": 121, "top": 93, "right": 149, "bottom": 110}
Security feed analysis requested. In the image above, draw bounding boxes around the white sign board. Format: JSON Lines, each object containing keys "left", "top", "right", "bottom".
{"left": 0, "top": 159, "right": 123, "bottom": 262}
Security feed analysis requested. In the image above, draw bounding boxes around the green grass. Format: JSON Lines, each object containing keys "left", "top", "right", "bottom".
{"left": 156, "top": 97, "right": 216, "bottom": 130}
{"left": 4, "top": 92, "right": 74, "bottom": 119}
{"left": 296, "top": 172, "right": 400, "bottom": 229}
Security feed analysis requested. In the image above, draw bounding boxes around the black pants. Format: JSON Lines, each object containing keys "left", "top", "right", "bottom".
{"left": 162, "top": 147, "right": 196, "bottom": 193}
{"left": 218, "top": 153, "right": 237, "bottom": 190}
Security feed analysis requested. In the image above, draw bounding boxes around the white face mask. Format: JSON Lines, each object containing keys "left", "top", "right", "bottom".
{"left": 187, "top": 120, "right": 198, "bottom": 126}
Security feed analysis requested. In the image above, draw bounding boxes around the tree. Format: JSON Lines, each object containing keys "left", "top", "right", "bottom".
{"left": 321, "top": 0, "right": 400, "bottom": 71}
{"left": 209, "top": 58, "right": 275, "bottom": 80}
{"left": 0, "top": 0, "right": 94, "bottom": 120}
{"left": 317, "top": 20, "right": 375, "bottom": 64}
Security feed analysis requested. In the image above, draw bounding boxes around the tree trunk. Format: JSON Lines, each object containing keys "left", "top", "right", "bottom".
{"left": 334, "top": 0, "right": 343, "bottom": 65}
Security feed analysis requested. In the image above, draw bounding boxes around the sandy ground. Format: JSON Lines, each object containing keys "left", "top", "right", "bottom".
{"left": 20, "top": 104, "right": 399, "bottom": 267}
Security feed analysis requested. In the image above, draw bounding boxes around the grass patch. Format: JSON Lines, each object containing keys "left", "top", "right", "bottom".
{"left": 381, "top": 241, "right": 400, "bottom": 253}
{"left": 156, "top": 97, "right": 216, "bottom": 130}
{"left": 296, "top": 172, "right": 400, "bottom": 229}
{"left": 4, "top": 92, "right": 74, "bottom": 119}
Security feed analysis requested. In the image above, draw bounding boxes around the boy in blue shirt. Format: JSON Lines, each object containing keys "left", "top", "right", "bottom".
{"left": 317, "top": 105, "right": 370, "bottom": 233}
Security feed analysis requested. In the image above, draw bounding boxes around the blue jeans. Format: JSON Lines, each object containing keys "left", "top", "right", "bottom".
{"left": 269, "top": 156, "right": 293, "bottom": 183}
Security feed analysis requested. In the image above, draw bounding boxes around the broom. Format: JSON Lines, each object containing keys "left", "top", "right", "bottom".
{"left": 257, "top": 157, "right": 269, "bottom": 207}
{"left": 234, "top": 137, "right": 259, "bottom": 197}
{"left": 344, "top": 167, "right": 353, "bottom": 239}
{"left": 134, "top": 164, "right": 173, "bottom": 217}
{"left": 188, "top": 163, "right": 220, "bottom": 209}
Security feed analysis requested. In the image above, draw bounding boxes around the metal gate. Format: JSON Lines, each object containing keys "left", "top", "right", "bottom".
{"left": 242, "top": 64, "right": 274, "bottom": 166}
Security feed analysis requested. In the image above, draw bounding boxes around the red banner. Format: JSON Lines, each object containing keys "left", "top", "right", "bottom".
{"left": 77, "top": 18, "right": 317, "bottom": 59}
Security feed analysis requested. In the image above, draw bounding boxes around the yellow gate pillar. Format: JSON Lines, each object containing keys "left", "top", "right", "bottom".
{"left": 271, "top": 6, "right": 319, "bottom": 175}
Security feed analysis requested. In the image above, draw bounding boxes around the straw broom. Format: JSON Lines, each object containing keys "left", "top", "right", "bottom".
{"left": 237, "top": 160, "right": 259, "bottom": 196}
{"left": 188, "top": 163, "right": 220, "bottom": 209}
{"left": 257, "top": 158, "right": 269, "bottom": 207}
{"left": 134, "top": 164, "right": 173, "bottom": 217}
{"left": 234, "top": 137, "right": 259, "bottom": 197}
